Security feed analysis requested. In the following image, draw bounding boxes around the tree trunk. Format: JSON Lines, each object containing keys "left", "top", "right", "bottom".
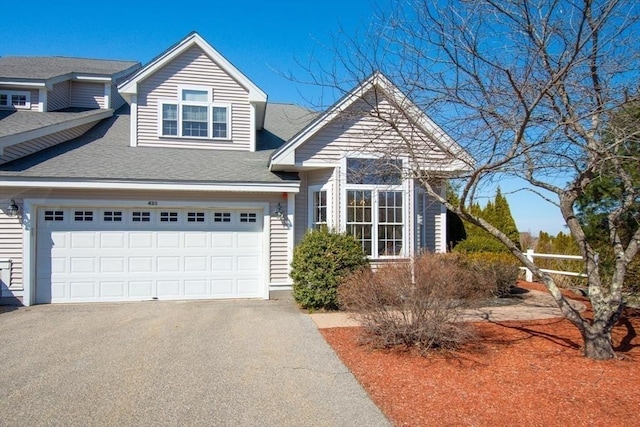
{"left": 582, "top": 327, "right": 616, "bottom": 360}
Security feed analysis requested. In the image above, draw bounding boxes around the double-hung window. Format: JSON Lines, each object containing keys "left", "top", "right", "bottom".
{"left": 0, "top": 90, "right": 31, "bottom": 109}
{"left": 309, "top": 186, "right": 329, "bottom": 229}
{"left": 345, "top": 157, "right": 405, "bottom": 257}
{"left": 160, "top": 86, "right": 230, "bottom": 140}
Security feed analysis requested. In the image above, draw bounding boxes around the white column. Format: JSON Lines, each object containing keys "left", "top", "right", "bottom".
{"left": 286, "top": 193, "right": 295, "bottom": 276}
{"left": 129, "top": 94, "right": 137, "bottom": 147}
{"left": 104, "top": 84, "right": 112, "bottom": 109}
{"left": 38, "top": 88, "right": 48, "bottom": 112}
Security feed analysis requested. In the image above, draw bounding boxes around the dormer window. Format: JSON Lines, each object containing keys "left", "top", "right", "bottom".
{"left": 0, "top": 90, "right": 31, "bottom": 109}
{"left": 159, "top": 86, "right": 230, "bottom": 140}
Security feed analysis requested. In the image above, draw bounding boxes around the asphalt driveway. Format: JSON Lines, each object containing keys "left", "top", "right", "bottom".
{"left": 0, "top": 297, "right": 389, "bottom": 426}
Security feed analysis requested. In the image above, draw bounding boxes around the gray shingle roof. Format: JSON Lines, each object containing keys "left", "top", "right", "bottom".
{"left": 0, "top": 109, "right": 109, "bottom": 139}
{"left": 0, "top": 57, "right": 140, "bottom": 80}
{"left": 0, "top": 103, "right": 315, "bottom": 184}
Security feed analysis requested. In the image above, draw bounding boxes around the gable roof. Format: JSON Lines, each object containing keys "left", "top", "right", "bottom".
{"left": 0, "top": 57, "right": 140, "bottom": 88}
{"left": 118, "top": 32, "right": 267, "bottom": 104}
{"left": 269, "top": 72, "right": 473, "bottom": 171}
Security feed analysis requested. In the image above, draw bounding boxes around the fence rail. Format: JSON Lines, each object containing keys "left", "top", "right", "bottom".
{"left": 522, "top": 249, "right": 587, "bottom": 282}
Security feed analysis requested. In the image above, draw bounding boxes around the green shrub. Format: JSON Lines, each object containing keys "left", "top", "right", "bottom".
{"left": 460, "top": 252, "right": 520, "bottom": 297}
{"left": 291, "top": 228, "right": 369, "bottom": 310}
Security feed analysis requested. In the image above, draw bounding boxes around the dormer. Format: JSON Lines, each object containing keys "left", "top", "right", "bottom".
{"left": 118, "top": 32, "right": 267, "bottom": 152}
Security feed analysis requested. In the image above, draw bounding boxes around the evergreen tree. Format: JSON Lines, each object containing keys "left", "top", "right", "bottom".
{"left": 454, "top": 188, "right": 520, "bottom": 253}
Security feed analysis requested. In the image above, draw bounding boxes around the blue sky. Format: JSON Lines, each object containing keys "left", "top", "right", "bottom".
{"left": 0, "top": 0, "right": 567, "bottom": 235}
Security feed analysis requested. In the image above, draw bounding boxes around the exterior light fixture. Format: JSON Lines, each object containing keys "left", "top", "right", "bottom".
{"left": 7, "top": 199, "right": 20, "bottom": 217}
{"left": 274, "top": 202, "right": 284, "bottom": 219}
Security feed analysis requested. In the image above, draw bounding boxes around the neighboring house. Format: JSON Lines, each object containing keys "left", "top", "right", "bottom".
{"left": 0, "top": 32, "right": 470, "bottom": 306}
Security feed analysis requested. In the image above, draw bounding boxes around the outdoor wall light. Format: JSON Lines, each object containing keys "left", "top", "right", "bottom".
{"left": 6, "top": 199, "right": 20, "bottom": 217}
{"left": 274, "top": 202, "right": 284, "bottom": 220}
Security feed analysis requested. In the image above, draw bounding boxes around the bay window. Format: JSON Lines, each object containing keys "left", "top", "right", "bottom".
{"left": 159, "top": 86, "right": 229, "bottom": 139}
{"left": 345, "top": 157, "right": 405, "bottom": 257}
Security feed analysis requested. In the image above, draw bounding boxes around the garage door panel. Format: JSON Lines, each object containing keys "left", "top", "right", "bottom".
{"left": 70, "top": 281, "right": 97, "bottom": 299}
{"left": 238, "top": 256, "right": 261, "bottom": 273}
{"left": 36, "top": 207, "right": 265, "bottom": 303}
{"left": 129, "top": 257, "right": 153, "bottom": 273}
{"left": 100, "top": 233, "right": 126, "bottom": 248}
{"left": 237, "top": 278, "right": 260, "bottom": 295}
{"left": 129, "top": 233, "right": 153, "bottom": 248}
{"left": 185, "top": 280, "right": 207, "bottom": 296}
{"left": 100, "top": 281, "right": 126, "bottom": 298}
{"left": 71, "top": 233, "right": 97, "bottom": 249}
{"left": 157, "top": 280, "right": 181, "bottom": 297}
{"left": 211, "top": 279, "right": 234, "bottom": 295}
{"left": 129, "top": 281, "right": 153, "bottom": 297}
{"left": 70, "top": 257, "right": 95, "bottom": 273}
{"left": 100, "top": 257, "right": 125, "bottom": 273}
{"left": 184, "top": 233, "right": 207, "bottom": 248}
{"left": 212, "top": 233, "right": 233, "bottom": 248}
{"left": 157, "top": 256, "right": 180, "bottom": 272}
{"left": 158, "top": 233, "right": 181, "bottom": 248}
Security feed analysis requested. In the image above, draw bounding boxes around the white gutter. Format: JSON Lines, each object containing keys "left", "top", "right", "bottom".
{"left": 0, "top": 179, "right": 300, "bottom": 193}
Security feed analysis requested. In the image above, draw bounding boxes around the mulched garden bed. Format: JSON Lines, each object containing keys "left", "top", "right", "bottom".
{"left": 321, "top": 283, "right": 640, "bottom": 426}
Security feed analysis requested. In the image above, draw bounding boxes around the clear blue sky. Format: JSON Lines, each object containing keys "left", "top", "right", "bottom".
{"left": 0, "top": 0, "right": 567, "bottom": 236}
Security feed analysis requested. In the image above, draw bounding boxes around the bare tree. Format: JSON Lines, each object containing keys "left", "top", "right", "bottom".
{"left": 301, "top": 0, "right": 639, "bottom": 359}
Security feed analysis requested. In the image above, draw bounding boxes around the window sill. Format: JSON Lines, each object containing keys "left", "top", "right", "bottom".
{"left": 158, "top": 135, "right": 232, "bottom": 143}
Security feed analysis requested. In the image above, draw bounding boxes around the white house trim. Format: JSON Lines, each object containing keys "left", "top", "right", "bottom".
{"left": 104, "top": 83, "right": 112, "bottom": 109}
{"left": 286, "top": 193, "right": 295, "bottom": 276}
{"left": 38, "top": 88, "right": 48, "bottom": 112}
{"left": 0, "top": 179, "right": 300, "bottom": 193}
{"left": 129, "top": 94, "right": 138, "bottom": 147}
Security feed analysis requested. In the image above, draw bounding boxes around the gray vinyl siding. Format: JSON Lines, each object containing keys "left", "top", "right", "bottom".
{"left": 0, "top": 188, "right": 290, "bottom": 288}
{"left": 70, "top": 82, "right": 105, "bottom": 109}
{"left": 0, "top": 211, "right": 23, "bottom": 291}
{"left": 417, "top": 182, "right": 444, "bottom": 253}
{"left": 136, "top": 46, "right": 252, "bottom": 150}
{"left": 0, "top": 121, "right": 99, "bottom": 165}
{"left": 296, "top": 92, "right": 452, "bottom": 169}
{"left": 111, "top": 85, "right": 126, "bottom": 110}
{"left": 49, "top": 81, "right": 71, "bottom": 111}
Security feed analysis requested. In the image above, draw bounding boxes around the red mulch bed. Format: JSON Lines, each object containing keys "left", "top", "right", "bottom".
{"left": 321, "top": 283, "right": 640, "bottom": 426}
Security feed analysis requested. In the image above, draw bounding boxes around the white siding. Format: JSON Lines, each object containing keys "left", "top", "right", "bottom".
{"left": 70, "top": 82, "right": 105, "bottom": 109}
{"left": 49, "top": 81, "right": 71, "bottom": 111}
{"left": 0, "top": 211, "right": 23, "bottom": 291}
{"left": 136, "top": 46, "right": 252, "bottom": 150}
{"left": 0, "top": 121, "right": 99, "bottom": 165}
{"left": 0, "top": 188, "right": 291, "bottom": 290}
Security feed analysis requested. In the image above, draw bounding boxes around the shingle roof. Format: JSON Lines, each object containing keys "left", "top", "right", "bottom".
{"left": 0, "top": 57, "right": 140, "bottom": 80}
{"left": 0, "top": 109, "right": 109, "bottom": 139}
{"left": 0, "top": 103, "right": 315, "bottom": 184}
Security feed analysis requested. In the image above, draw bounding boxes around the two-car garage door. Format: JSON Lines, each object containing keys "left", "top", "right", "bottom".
{"left": 35, "top": 206, "right": 265, "bottom": 304}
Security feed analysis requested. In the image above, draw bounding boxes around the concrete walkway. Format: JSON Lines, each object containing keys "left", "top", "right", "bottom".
{"left": 310, "top": 289, "right": 586, "bottom": 329}
{"left": 0, "top": 297, "right": 389, "bottom": 427}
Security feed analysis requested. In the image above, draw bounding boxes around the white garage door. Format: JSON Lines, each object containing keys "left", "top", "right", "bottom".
{"left": 35, "top": 207, "right": 264, "bottom": 303}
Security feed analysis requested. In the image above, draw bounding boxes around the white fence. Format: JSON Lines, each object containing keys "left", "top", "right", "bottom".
{"left": 522, "top": 249, "right": 586, "bottom": 282}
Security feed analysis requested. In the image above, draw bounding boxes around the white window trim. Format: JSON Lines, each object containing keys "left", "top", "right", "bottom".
{"left": 340, "top": 155, "right": 410, "bottom": 259}
{"left": 308, "top": 184, "right": 333, "bottom": 230}
{"left": 157, "top": 85, "right": 231, "bottom": 141}
{"left": 0, "top": 90, "right": 31, "bottom": 110}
